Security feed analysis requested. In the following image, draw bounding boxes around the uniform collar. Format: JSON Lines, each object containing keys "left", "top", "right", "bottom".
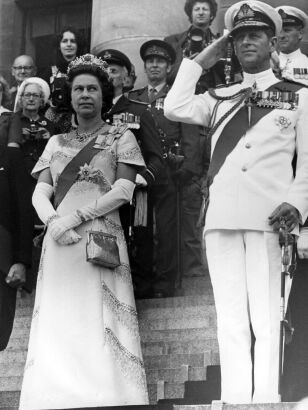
{"left": 280, "top": 48, "right": 302, "bottom": 60}
{"left": 242, "top": 68, "right": 278, "bottom": 90}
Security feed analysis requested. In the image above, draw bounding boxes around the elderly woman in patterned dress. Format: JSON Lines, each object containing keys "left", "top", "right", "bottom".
{"left": 19, "top": 54, "right": 149, "bottom": 409}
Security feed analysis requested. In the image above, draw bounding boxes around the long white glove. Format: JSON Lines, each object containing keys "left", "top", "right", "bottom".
{"left": 32, "top": 181, "right": 81, "bottom": 245}
{"left": 48, "top": 178, "right": 135, "bottom": 240}
{"left": 297, "top": 227, "right": 308, "bottom": 259}
{"left": 32, "top": 182, "right": 57, "bottom": 224}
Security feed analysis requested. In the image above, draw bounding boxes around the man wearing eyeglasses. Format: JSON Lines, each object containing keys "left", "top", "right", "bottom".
{"left": 9, "top": 55, "right": 36, "bottom": 111}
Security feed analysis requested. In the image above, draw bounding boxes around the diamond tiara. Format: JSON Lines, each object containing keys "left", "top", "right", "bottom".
{"left": 67, "top": 53, "right": 109, "bottom": 75}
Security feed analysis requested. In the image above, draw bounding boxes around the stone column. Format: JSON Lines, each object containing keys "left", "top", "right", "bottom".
{"left": 91, "top": 0, "right": 222, "bottom": 87}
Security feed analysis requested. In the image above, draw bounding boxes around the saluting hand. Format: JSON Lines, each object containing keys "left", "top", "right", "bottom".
{"left": 194, "top": 34, "right": 229, "bottom": 70}
{"left": 268, "top": 202, "right": 300, "bottom": 232}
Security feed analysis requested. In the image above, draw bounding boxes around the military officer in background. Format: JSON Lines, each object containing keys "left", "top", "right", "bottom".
{"left": 276, "top": 6, "right": 308, "bottom": 85}
{"left": 98, "top": 48, "right": 165, "bottom": 298}
{"left": 165, "top": 0, "right": 308, "bottom": 403}
{"left": 129, "top": 40, "right": 204, "bottom": 298}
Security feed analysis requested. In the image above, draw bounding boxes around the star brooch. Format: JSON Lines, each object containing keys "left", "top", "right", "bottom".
{"left": 275, "top": 115, "right": 292, "bottom": 130}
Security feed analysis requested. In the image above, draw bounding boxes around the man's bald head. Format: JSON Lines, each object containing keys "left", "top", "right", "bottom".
{"left": 11, "top": 55, "right": 36, "bottom": 85}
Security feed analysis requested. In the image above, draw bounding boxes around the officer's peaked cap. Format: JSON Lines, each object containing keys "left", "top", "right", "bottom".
{"left": 140, "top": 40, "right": 176, "bottom": 64}
{"left": 275, "top": 6, "right": 308, "bottom": 29}
{"left": 97, "top": 49, "right": 132, "bottom": 74}
{"left": 225, "top": 0, "right": 282, "bottom": 36}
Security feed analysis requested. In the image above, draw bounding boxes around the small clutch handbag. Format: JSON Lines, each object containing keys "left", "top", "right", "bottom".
{"left": 86, "top": 230, "right": 120, "bottom": 269}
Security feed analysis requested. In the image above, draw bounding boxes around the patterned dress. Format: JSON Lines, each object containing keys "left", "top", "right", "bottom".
{"left": 19, "top": 125, "right": 149, "bottom": 409}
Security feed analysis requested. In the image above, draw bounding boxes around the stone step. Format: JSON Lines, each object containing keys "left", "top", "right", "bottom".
{"left": 139, "top": 305, "right": 216, "bottom": 320}
{"left": 0, "top": 362, "right": 24, "bottom": 378}
{"left": 144, "top": 351, "right": 219, "bottom": 370}
{"left": 141, "top": 337, "right": 218, "bottom": 356}
{"left": 0, "top": 351, "right": 27, "bottom": 366}
{"left": 136, "top": 294, "right": 215, "bottom": 311}
{"left": 139, "top": 314, "right": 215, "bottom": 332}
{"left": 174, "top": 404, "right": 298, "bottom": 410}
{"left": 0, "top": 377, "right": 22, "bottom": 392}
{"left": 0, "top": 391, "right": 19, "bottom": 408}
{"left": 146, "top": 366, "right": 207, "bottom": 384}
{"left": 148, "top": 381, "right": 185, "bottom": 403}
{"left": 140, "top": 327, "right": 218, "bottom": 343}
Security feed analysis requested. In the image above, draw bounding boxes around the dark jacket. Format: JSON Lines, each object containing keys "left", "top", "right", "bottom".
{"left": 0, "top": 147, "right": 34, "bottom": 288}
{"left": 0, "top": 111, "right": 13, "bottom": 146}
{"left": 8, "top": 111, "right": 56, "bottom": 175}
{"left": 128, "top": 84, "right": 203, "bottom": 183}
{"left": 105, "top": 94, "right": 165, "bottom": 186}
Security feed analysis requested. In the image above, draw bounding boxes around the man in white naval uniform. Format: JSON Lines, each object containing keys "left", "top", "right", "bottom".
{"left": 276, "top": 6, "right": 308, "bottom": 86}
{"left": 164, "top": 0, "right": 308, "bottom": 405}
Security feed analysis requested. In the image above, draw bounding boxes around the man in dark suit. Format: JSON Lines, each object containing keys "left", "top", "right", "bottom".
{"left": 129, "top": 40, "right": 204, "bottom": 297}
{"left": 98, "top": 49, "right": 165, "bottom": 298}
{"left": 0, "top": 146, "right": 34, "bottom": 350}
{"left": 164, "top": 0, "right": 241, "bottom": 93}
{"left": 9, "top": 55, "right": 36, "bottom": 111}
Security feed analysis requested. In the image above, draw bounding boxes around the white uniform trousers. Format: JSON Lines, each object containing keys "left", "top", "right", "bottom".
{"left": 205, "top": 230, "right": 292, "bottom": 404}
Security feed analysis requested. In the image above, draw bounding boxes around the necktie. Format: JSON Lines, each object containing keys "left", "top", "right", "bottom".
{"left": 148, "top": 88, "right": 157, "bottom": 103}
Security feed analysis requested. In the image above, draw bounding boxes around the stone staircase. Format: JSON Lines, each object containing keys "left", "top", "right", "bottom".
{"left": 0, "top": 274, "right": 300, "bottom": 410}
{"left": 0, "top": 274, "right": 219, "bottom": 408}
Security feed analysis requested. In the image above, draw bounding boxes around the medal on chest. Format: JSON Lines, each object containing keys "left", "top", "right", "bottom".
{"left": 111, "top": 112, "right": 140, "bottom": 129}
{"left": 293, "top": 68, "right": 308, "bottom": 80}
{"left": 250, "top": 90, "right": 299, "bottom": 110}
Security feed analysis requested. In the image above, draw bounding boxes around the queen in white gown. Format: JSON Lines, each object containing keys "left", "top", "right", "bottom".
{"left": 19, "top": 54, "right": 149, "bottom": 409}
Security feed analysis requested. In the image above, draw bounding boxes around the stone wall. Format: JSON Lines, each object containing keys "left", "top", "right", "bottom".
{"left": 0, "top": 0, "right": 23, "bottom": 83}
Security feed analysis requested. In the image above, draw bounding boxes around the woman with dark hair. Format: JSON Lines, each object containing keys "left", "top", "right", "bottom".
{"left": 43, "top": 26, "right": 84, "bottom": 132}
{"left": 0, "top": 75, "right": 12, "bottom": 145}
{"left": 19, "top": 54, "right": 149, "bottom": 409}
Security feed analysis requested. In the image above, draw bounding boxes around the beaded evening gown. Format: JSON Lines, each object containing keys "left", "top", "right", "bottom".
{"left": 19, "top": 125, "right": 149, "bottom": 409}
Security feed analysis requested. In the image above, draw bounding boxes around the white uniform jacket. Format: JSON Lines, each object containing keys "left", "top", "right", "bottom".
{"left": 164, "top": 58, "right": 308, "bottom": 232}
{"left": 279, "top": 49, "right": 308, "bottom": 86}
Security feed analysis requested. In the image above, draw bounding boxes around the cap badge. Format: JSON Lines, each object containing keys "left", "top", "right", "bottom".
{"left": 237, "top": 3, "right": 255, "bottom": 20}
{"left": 278, "top": 9, "right": 287, "bottom": 19}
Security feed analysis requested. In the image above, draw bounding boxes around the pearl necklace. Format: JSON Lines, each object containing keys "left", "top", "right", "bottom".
{"left": 75, "top": 123, "right": 105, "bottom": 142}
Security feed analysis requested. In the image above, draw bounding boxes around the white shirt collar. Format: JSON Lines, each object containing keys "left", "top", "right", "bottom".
{"left": 242, "top": 68, "right": 278, "bottom": 90}
{"left": 280, "top": 48, "right": 302, "bottom": 61}
{"left": 148, "top": 82, "right": 166, "bottom": 93}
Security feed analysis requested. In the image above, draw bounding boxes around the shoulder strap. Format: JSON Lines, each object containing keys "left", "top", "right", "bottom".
{"left": 53, "top": 124, "right": 128, "bottom": 209}
{"left": 53, "top": 136, "right": 98, "bottom": 209}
